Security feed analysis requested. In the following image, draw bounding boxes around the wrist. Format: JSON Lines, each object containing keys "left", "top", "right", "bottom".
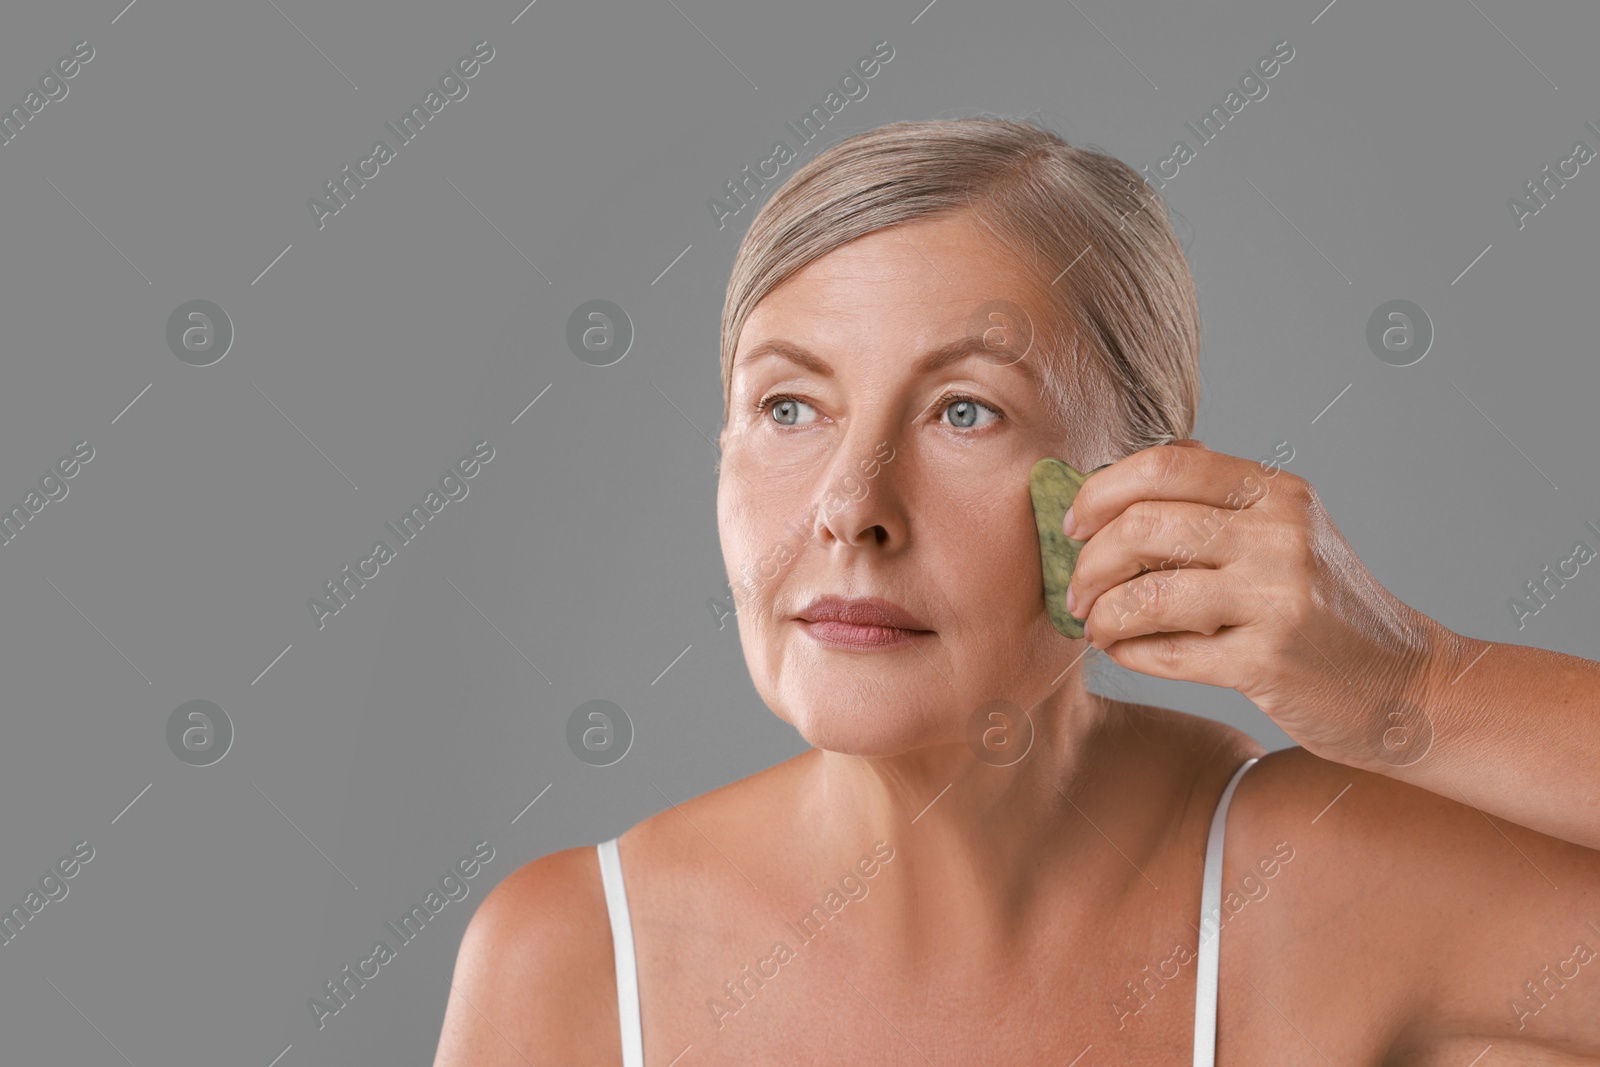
{"left": 1355, "top": 609, "right": 1461, "bottom": 775}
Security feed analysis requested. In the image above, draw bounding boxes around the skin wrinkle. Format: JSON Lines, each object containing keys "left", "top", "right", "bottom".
{"left": 431, "top": 125, "right": 1600, "bottom": 1067}
{"left": 712, "top": 208, "right": 1215, "bottom": 974}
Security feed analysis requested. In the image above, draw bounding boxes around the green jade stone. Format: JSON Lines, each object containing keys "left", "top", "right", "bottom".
{"left": 1029, "top": 457, "right": 1113, "bottom": 639}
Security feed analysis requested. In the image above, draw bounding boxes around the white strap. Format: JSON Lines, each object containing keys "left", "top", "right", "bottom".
{"left": 597, "top": 838, "right": 644, "bottom": 1067}
{"left": 1192, "top": 756, "right": 1258, "bottom": 1067}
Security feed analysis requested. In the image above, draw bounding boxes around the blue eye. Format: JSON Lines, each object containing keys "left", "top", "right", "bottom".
{"left": 758, "top": 395, "right": 819, "bottom": 426}
{"left": 938, "top": 392, "right": 1001, "bottom": 429}
{"left": 755, "top": 391, "right": 1003, "bottom": 430}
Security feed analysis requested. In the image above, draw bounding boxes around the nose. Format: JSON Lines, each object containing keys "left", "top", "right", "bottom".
{"left": 813, "top": 431, "right": 903, "bottom": 550}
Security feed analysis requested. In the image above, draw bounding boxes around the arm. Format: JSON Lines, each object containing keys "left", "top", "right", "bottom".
{"left": 1060, "top": 442, "right": 1600, "bottom": 853}
{"left": 1354, "top": 619, "right": 1600, "bottom": 853}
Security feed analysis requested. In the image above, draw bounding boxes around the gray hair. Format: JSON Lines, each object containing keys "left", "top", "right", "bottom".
{"left": 719, "top": 115, "right": 1200, "bottom": 461}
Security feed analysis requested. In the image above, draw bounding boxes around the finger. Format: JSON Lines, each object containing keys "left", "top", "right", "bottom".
{"left": 1083, "top": 567, "right": 1244, "bottom": 650}
{"left": 1070, "top": 498, "right": 1258, "bottom": 618}
{"left": 1067, "top": 442, "right": 1270, "bottom": 543}
{"left": 1092, "top": 626, "right": 1250, "bottom": 689}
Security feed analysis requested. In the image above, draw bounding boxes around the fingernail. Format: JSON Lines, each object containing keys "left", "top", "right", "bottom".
{"left": 1066, "top": 586, "right": 1077, "bottom": 613}
{"left": 1063, "top": 506, "right": 1077, "bottom": 538}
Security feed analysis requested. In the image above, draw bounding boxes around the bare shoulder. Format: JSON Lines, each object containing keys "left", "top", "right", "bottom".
{"left": 622, "top": 749, "right": 816, "bottom": 865}
{"left": 1227, "top": 745, "right": 1600, "bottom": 922}
{"left": 1110, "top": 700, "right": 1264, "bottom": 775}
{"left": 1224, "top": 746, "right": 1600, "bottom": 1059}
{"left": 1229, "top": 745, "right": 1600, "bottom": 894}
{"left": 430, "top": 758, "right": 809, "bottom": 1066}
{"left": 432, "top": 844, "right": 620, "bottom": 1067}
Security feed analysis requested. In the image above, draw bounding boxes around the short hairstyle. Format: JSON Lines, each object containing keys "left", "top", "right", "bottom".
{"left": 719, "top": 115, "right": 1200, "bottom": 460}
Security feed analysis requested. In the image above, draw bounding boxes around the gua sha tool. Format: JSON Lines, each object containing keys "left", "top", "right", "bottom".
{"left": 1029, "top": 457, "right": 1113, "bottom": 639}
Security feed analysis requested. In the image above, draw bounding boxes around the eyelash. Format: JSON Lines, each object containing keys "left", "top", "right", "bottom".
{"left": 753, "top": 390, "right": 1004, "bottom": 429}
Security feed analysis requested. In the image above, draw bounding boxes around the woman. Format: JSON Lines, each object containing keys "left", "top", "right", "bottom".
{"left": 433, "top": 117, "right": 1600, "bottom": 1065}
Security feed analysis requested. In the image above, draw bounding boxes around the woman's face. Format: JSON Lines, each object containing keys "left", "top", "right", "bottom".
{"left": 718, "top": 209, "right": 1111, "bottom": 757}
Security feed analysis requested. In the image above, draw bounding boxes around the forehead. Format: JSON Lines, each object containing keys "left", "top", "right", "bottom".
{"left": 735, "top": 211, "right": 1054, "bottom": 361}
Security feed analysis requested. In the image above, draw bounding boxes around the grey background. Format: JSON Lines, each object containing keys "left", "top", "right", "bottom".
{"left": 1, "top": 0, "right": 1595, "bottom": 1062}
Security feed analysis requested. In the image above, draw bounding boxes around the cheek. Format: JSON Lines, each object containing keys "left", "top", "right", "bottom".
{"left": 919, "top": 492, "right": 1039, "bottom": 622}
{"left": 944, "top": 465, "right": 1028, "bottom": 528}
{"left": 717, "top": 499, "right": 756, "bottom": 591}
{"left": 719, "top": 476, "right": 792, "bottom": 597}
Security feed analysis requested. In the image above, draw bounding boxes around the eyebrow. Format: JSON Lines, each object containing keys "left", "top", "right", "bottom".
{"left": 735, "top": 337, "right": 1042, "bottom": 388}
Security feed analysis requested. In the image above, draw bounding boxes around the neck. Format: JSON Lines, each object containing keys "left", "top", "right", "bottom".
{"left": 796, "top": 683, "right": 1191, "bottom": 974}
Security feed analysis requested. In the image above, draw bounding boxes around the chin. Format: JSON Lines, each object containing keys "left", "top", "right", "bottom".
{"left": 778, "top": 692, "right": 949, "bottom": 758}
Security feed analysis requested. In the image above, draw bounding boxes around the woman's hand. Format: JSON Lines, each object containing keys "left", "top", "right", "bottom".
{"left": 1063, "top": 439, "right": 1445, "bottom": 768}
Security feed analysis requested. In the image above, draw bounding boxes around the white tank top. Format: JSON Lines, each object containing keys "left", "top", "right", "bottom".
{"left": 596, "top": 755, "right": 1259, "bottom": 1066}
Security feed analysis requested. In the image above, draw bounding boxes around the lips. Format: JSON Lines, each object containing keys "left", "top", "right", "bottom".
{"left": 795, "top": 595, "right": 930, "bottom": 631}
